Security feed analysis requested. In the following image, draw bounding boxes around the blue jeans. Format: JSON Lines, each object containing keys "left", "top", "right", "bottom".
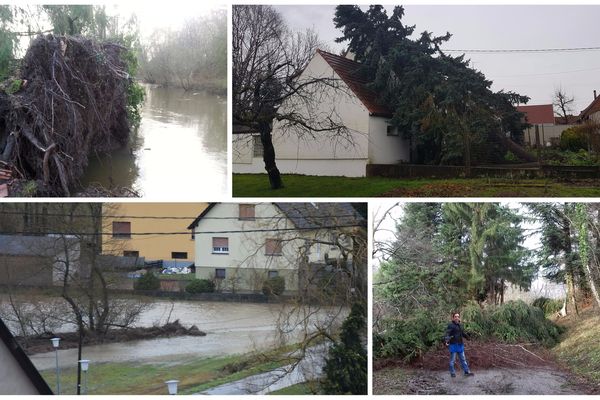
{"left": 449, "top": 343, "right": 470, "bottom": 375}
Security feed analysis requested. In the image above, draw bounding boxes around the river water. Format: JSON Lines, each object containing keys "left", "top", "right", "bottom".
{"left": 79, "top": 85, "right": 227, "bottom": 198}
{"left": 27, "top": 300, "right": 345, "bottom": 371}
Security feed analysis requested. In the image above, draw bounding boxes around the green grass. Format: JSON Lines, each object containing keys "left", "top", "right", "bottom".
{"left": 233, "top": 173, "right": 600, "bottom": 197}
{"left": 554, "top": 308, "right": 600, "bottom": 385}
{"left": 269, "top": 381, "right": 318, "bottom": 395}
{"left": 41, "top": 346, "right": 296, "bottom": 395}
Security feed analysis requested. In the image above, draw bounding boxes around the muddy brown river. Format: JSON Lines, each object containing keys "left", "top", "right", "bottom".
{"left": 79, "top": 84, "right": 227, "bottom": 198}
{"left": 27, "top": 300, "right": 344, "bottom": 371}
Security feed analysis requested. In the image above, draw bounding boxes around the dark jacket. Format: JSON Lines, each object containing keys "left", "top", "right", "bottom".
{"left": 444, "top": 321, "right": 469, "bottom": 345}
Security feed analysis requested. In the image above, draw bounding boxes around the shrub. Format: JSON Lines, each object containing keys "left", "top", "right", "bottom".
{"left": 262, "top": 276, "right": 285, "bottom": 296}
{"left": 560, "top": 126, "right": 588, "bottom": 151}
{"left": 532, "top": 296, "right": 563, "bottom": 316}
{"left": 134, "top": 271, "right": 160, "bottom": 291}
{"left": 185, "top": 279, "right": 215, "bottom": 294}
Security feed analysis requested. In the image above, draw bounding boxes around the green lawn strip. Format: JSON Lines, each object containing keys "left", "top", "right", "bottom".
{"left": 233, "top": 174, "right": 600, "bottom": 197}
{"left": 158, "top": 274, "right": 195, "bottom": 281}
{"left": 41, "top": 345, "right": 299, "bottom": 395}
{"left": 269, "top": 381, "right": 319, "bottom": 395}
{"left": 554, "top": 309, "right": 600, "bottom": 385}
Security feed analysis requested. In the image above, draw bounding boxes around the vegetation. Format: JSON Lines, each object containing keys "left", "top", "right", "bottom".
{"left": 185, "top": 279, "right": 215, "bottom": 294}
{"left": 560, "top": 126, "right": 588, "bottom": 152}
{"left": 234, "top": 174, "right": 600, "bottom": 197}
{"left": 532, "top": 296, "right": 563, "bottom": 316}
{"left": 134, "top": 272, "right": 161, "bottom": 291}
{"left": 262, "top": 276, "right": 286, "bottom": 296}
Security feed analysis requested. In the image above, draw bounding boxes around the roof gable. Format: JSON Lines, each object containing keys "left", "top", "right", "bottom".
{"left": 515, "top": 104, "right": 555, "bottom": 124}
{"left": 316, "top": 49, "right": 392, "bottom": 118}
{"left": 580, "top": 95, "right": 600, "bottom": 119}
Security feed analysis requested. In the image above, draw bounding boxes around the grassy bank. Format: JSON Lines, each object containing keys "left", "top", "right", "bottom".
{"left": 554, "top": 308, "right": 600, "bottom": 385}
{"left": 40, "top": 346, "right": 296, "bottom": 395}
{"left": 233, "top": 174, "right": 600, "bottom": 197}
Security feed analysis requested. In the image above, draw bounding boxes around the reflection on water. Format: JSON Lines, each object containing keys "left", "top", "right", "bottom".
{"left": 80, "top": 84, "right": 227, "bottom": 198}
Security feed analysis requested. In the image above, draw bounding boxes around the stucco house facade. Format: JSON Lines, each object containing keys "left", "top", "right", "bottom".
{"left": 233, "top": 49, "right": 410, "bottom": 177}
{"left": 188, "top": 203, "right": 364, "bottom": 294}
{"left": 0, "top": 318, "right": 52, "bottom": 395}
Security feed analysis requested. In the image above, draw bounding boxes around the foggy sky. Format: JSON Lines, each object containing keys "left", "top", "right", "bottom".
{"left": 274, "top": 5, "right": 600, "bottom": 114}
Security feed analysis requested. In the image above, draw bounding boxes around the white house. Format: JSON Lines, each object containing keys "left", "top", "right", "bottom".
{"left": 233, "top": 49, "right": 410, "bottom": 177}
{"left": 0, "top": 318, "right": 53, "bottom": 394}
{"left": 187, "top": 203, "right": 365, "bottom": 294}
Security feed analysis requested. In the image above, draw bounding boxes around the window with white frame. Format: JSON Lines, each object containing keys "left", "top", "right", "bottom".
{"left": 265, "top": 238, "right": 283, "bottom": 256}
{"left": 212, "top": 237, "right": 229, "bottom": 254}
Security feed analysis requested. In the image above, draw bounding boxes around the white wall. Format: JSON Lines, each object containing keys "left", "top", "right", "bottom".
{"left": 368, "top": 116, "right": 410, "bottom": 164}
{"left": 233, "top": 52, "right": 371, "bottom": 177}
{"left": 0, "top": 342, "right": 40, "bottom": 395}
{"left": 523, "top": 124, "right": 575, "bottom": 145}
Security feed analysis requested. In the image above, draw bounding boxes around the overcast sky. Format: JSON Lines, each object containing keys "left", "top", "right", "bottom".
{"left": 275, "top": 5, "right": 600, "bottom": 114}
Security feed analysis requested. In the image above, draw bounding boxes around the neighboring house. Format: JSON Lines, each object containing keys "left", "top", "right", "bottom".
{"left": 188, "top": 203, "right": 365, "bottom": 294}
{"left": 233, "top": 49, "right": 410, "bottom": 177}
{"left": 0, "top": 234, "right": 83, "bottom": 287}
{"left": 579, "top": 90, "right": 600, "bottom": 123}
{"left": 0, "top": 317, "right": 52, "bottom": 395}
{"left": 102, "top": 203, "right": 208, "bottom": 265}
{"left": 516, "top": 104, "right": 574, "bottom": 146}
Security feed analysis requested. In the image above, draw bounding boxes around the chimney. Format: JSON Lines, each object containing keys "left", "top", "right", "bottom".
{"left": 595, "top": 90, "right": 597, "bottom": 100}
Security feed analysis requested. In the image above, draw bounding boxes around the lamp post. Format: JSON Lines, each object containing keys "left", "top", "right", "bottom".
{"left": 165, "top": 380, "right": 179, "bottom": 395}
{"left": 50, "top": 338, "right": 61, "bottom": 395}
{"left": 79, "top": 360, "right": 90, "bottom": 394}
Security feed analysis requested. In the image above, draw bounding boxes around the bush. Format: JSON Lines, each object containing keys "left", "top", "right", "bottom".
{"left": 185, "top": 279, "right": 215, "bottom": 294}
{"left": 134, "top": 272, "right": 160, "bottom": 291}
{"left": 262, "top": 276, "right": 286, "bottom": 296}
{"left": 560, "top": 126, "right": 588, "bottom": 151}
{"left": 532, "top": 296, "right": 563, "bottom": 316}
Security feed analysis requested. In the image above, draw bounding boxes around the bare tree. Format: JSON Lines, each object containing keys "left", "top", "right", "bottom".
{"left": 232, "top": 5, "right": 351, "bottom": 189}
{"left": 553, "top": 87, "right": 575, "bottom": 124}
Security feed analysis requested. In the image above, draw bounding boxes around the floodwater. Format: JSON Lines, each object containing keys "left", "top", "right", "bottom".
{"left": 79, "top": 84, "right": 227, "bottom": 198}
{"left": 29, "top": 300, "right": 344, "bottom": 371}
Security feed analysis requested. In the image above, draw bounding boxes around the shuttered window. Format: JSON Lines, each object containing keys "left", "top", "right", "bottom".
{"left": 212, "top": 237, "right": 229, "bottom": 254}
{"left": 265, "top": 239, "right": 282, "bottom": 256}
{"left": 112, "top": 222, "right": 131, "bottom": 239}
{"left": 239, "top": 204, "right": 256, "bottom": 220}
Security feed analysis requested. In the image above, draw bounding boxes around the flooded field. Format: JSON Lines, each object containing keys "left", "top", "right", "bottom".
{"left": 79, "top": 85, "right": 227, "bottom": 198}
{"left": 26, "top": 300, "right": 344, "bottom": 371}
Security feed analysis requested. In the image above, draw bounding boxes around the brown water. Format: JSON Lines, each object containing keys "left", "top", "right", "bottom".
{"left": 79, "top": 84, "right": 227, "bottom": 198}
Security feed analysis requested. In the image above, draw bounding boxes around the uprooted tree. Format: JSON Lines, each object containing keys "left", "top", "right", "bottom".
{"left": 0, "top": 34, "right": 138, "bottom": 196}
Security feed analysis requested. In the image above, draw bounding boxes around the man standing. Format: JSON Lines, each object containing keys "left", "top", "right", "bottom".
{"left": 444, "top": 312, "right": 474, "bottom": 378}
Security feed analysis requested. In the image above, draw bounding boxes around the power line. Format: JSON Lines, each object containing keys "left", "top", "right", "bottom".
{"left": 0, "top": 225, "right": 364, "bottom": 237}
{"left": 0, "top": 211, "right": 361, "bottom": 220}
{"left": 444, "top": 46, "right": 600, "bottom": 54}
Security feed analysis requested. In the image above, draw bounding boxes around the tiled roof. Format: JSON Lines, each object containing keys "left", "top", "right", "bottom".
{"left": 316, "top": 49, "right": 393, "bottom": 117}
{"left": 0, "top": 234, "right": 78, "bottom": 257}
{"left": 516, "top": 104, "right": 555, "bottom": 124}
{"left": 275, "top": 203, "right": 365, "bottom": 230}
{"left": 580, "top": 95, "right": 600, "bottom": 120}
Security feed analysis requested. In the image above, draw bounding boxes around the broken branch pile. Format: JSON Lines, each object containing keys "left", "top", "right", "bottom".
{"left": 0, "top": 34, "right": 131, "bottom": 196}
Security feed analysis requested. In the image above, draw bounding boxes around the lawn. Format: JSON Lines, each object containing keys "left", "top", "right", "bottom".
{"left": 41, "top": 346, "right": 295, "bottom": 395}
{"left": 233, "top": 174, "right": 600, "bottom": 197}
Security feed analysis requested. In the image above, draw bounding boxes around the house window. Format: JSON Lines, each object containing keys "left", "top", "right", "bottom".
{"left": 386, "top": 124, "right": 399, "bottom": 136}
{"left": 265, "top": 239, "right": 283, "bottom": 256}
{"left": 239, "top": 204, "right": 256, "bottom": 220}
{"left": 215, "top": 268, "right": 226, "bottom": 279}
{"left": 212, "top": 237, "right": 229, "bottom": 254}
{"left": 123, "top": 250, "right": 139, "bottom": 257}
{"left": 253, "top": 135, "right": 263, "bottom": 157}
{"left": 268, "top": 270, "right": 279, "bottom": 279}
{"left": 112, "top": 222, "right": 131, "bottom": 239}
{"left": 171, "top": 252, "right": 188, "bottom": 259}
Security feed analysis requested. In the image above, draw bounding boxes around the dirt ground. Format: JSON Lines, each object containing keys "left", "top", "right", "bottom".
{"left": 374, "top": 367, "right": 586, "bottom": 395}
{"left": 374, "top": 342, "right": 597, "bottom": 395}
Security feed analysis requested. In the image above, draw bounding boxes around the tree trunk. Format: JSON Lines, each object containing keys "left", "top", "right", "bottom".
{"left": 259, "top": 122, "right": 283, "bottom": 189}
{"left": 563, "top": 216, "right": 579, "bottom": 315}
{"left": 576, "top": 204, "right": 600, "bottom": 310}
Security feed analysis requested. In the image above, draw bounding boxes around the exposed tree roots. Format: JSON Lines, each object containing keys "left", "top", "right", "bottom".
{"left": 0, "top": 34, "right": 131, "bottom": 196}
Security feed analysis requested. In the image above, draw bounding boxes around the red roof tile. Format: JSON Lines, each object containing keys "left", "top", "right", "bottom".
{"left": 580, "top": 95, "right": 600, "bottom": 120}
{"left": 316, "top": 49, "right": 392, "bottom": 117}
{"left": 516, "top": 104, "right": 555, "bottom": 124}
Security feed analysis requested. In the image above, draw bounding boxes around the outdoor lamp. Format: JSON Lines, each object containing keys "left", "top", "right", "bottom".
{"left": 79, "top": 360, "right": 90, "bottom": 394}
{"left": 165, "top": 380, "right": 179, "bottom": 395}
{"left": 50, "top": 338, "right": 61, "bottom": 394}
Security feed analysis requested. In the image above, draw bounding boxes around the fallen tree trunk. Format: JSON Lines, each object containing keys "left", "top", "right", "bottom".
{"left": 0, "top": 34, "right": 132, "bottom": 196}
